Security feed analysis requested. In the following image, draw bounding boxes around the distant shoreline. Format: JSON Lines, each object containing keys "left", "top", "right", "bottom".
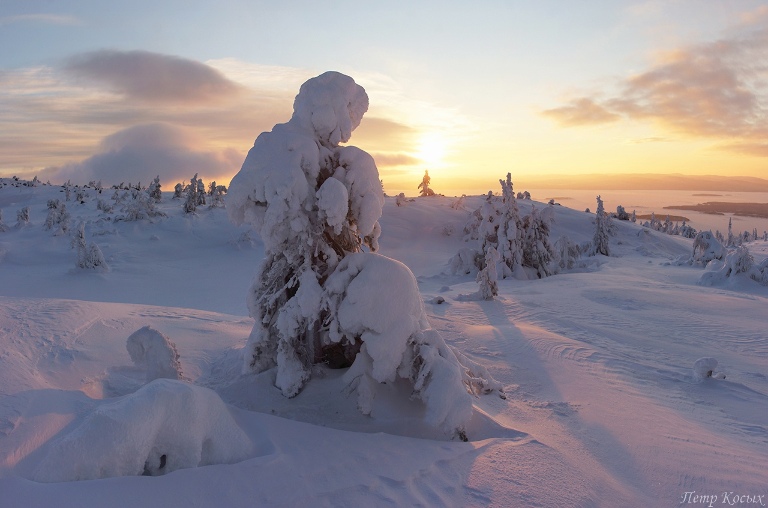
{"left": 664, "top": 202, "right": 768, "bottom": 219}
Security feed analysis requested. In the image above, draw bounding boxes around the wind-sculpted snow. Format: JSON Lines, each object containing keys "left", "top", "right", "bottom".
{"left": 33, "top": 379, "right": 253, "bottom": 482}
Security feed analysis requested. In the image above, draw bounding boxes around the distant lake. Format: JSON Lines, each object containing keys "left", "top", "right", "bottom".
{"left": 526, "top": 189, "right": 768, "bottom": 236}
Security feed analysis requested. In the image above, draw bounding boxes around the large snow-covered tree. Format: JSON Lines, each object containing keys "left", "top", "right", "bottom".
{"left": 227, "top": 71, "right": 384, "bottom": 397}
{"left": 228, "top": 72, "right": 499, "bottom": 436}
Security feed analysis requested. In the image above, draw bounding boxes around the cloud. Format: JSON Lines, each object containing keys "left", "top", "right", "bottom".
{"left": 541, "top": 98, "right": 621, "bottom": 127}
{"left": 42, "top": 123, "right": 242, "bottom": 186}
{"left": 63, "top": 50, "right": 244, "bottom": 103}
{"left": 542, "top": 20, "right": 768, "bottom": 153}
{"left": 370, "top": 152, "right": 420, "bottom": 167}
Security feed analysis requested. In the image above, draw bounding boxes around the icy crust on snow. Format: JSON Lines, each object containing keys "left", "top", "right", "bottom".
{"left": 324, "top": 253, "right": 473, "bottom": 434}
{"left": 33, "top": 379, "right": 253, "bottom": 482}
{"left": 126, "top": 325, "right": 183, "bottom": 383}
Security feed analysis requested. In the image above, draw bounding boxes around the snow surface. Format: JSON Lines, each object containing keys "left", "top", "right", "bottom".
{"left": 1, "top": 182, "right": 768, "bottom": 506}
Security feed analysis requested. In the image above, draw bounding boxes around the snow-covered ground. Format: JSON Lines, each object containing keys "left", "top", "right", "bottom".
{"left": 1, "top": 182, "right": 767, "bottom": 507}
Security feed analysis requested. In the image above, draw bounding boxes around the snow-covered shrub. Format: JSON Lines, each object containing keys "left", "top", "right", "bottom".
{"left": 96, "top": 198, "right": 114, "bottom": 214}
{"left": 691, "top": 230, "right": 725, "bottom": 266}
{"left": 33, "top": 379, "right": 253, "bottom": 481}
{"left": 692, "top": 357, "right": 725, "bottom": 381}
{"left": 44, "top": 200, "right": 70, "bottom": 235}
{"left": 450, "top": 194, "right": 467, "bottom": 210}
{"left": 698, "top": 245, "right": 756, "bottom": 286}
{"left": 72, "top": 222, "right": 109, "bottom": 272}
{"left": 324, "top": 253, "right": 475, "bottom": 436}
{"left": 553, "top": 234, "right": 582, "bottom": 272}
{"left": 615, "top": 205, "right": 630, "bottom": 220}
{"left": 418, "top": 170, "right": 435, "bottom": 197}
{"left": 208, "top": 182, "right": 227, "bottom": 208}
{"left": 15, "top": 206, "right": 30, "bottom": 227}
{"left": 589, "top": 195, "right": 612, "bottom": 256}
{"left": 126, "top": 326, "right": 183, "bottom": 383}
{"left": 117, "top": 191, "right": 166, "bottom": 221}
{"left": 448, "top": 247, "right": 482, "bottom": 275}
{"left": 395, "top": 192, "right": 408, "bottom": 207}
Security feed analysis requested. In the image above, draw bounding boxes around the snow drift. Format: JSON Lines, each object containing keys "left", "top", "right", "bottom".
{"left": 33, "top": 379, "right": 253, "bottom": 482}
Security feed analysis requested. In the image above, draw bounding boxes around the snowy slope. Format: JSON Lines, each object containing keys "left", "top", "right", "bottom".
{"left": 1, "top": 183, "right": 767, "bottom": 507}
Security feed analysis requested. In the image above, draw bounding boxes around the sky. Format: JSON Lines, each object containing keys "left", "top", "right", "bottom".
{"left": 1, "top": 0, "right": 766, "bottom": 195}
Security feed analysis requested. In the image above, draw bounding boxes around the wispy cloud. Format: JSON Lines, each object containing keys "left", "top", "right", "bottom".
{"left": 542, "top": 18, "right": 768, "bottom": 154}
{"left": 63, "top": 50, "right": 244, "bottom": 103}
{"left": 541, "top": 98, "right": 620, "bottom": 127}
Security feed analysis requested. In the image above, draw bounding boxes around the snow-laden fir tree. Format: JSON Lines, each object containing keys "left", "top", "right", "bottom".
{"left": 183, "top": 174, "right": 200, "bottom": 214}
{"left": 591, "top": 195, "right": 610, "bottom": 256}
{"left": 228, "top": 71, "right": 499, "bottom": 436}
{"left": 44, "top": 200, "right": 71, "bottom": 236}
{"left": 148, "top": 175, "right": 162, "bottom": 202}
{"left": 476, "top": 247, "right": 499, "bottom": 300}
{"left": 496, "top": 173, "right": 524, "bottom": 277}
{"left": 521, "top": 204, "right": 556, "bottom": 278}
{"left": 16, "top": 206, "right": 30, "bottom": 227}
{"left": 418, "top": 170, "right": 435, "bottom": 197}
{"left": 173, "top": 183, "right": 183, "bottom": 199}
{"left": 72, "top": 222, "right": 109, "bottom": 271}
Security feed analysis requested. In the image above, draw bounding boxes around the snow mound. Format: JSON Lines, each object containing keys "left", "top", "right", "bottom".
{"left": 126, "top": 325, "right": 183, "bottom": 383}
{"left": 33, "top": 379, "right": 253, "bottom": 482}
{"left": 693, "top": 357, "right": 725, "bottom": 381}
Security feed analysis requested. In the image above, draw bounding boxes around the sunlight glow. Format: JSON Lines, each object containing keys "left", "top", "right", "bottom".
{"left": 415, "top": 132, "right": 448, "bottom": 167}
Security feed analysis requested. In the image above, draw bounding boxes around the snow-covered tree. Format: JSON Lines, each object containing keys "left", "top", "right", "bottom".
{"left": 476, "top": 247, "right": 499, "bottom": 300}
{"left": 553, "top": 235, "right": 582, "bottom": 272}
{"left": 727, "top": 217, "right": 735, "bottom": 246}
{"left": 183, "top": 174, "right": 200, "bottom": 214}
{"left": 521, "top": 204, "right": 556, "bottom": 278}
{"left": 173, "top": 183, "right": 183, "bottom": 199}
{"left": 691, "top": 230, "right": 725, "bottom": 266}
{"left": 630, "top": 209, "right": 637, "bottom": 223}
{"left": 590, "top": 195, "right": 610, "bottom": 256}
{"left": 615, "top": 205, "right": 630, "bottom": 220}
{"left": 495, "top": 173, "right": 524, "bottom": 277}
{"left": 228, "top": 72, "right": 497, "bottom": 435}
{"left": 227, "top": 72, "right": 385, "bottom": 397}
{"left": 44, "top": 200, "right": 71, "bottom": 236}
{"left": 0, "top": 209, "right": 8, "bottom": 232}
{"left": 117, "top": 191, "right": 166, "bottom": 221}
{"left": 148, "top": 175, "right": 162, "bottom": 202}
{"left": 209, "top": 183, "right": 227, "bottom": 208}
{"left": 417, "top": 170, "right": 435, "bottom": 197}
{"left": 16, "top": 206, "right": 30, "bottom": 227}
{"left": 72, "top": 222, "right": 109, "bottom": 271}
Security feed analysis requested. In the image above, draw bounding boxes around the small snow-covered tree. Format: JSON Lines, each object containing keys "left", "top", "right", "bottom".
{"left": 118, "top": 191, "right": 166, "bottom": 221}
{"left": 691, "top": 230, "right": 725, "bottom": 266}
{"left": 418, "top": 170, "right": 435, "bottom": 197}
{"left": 173, "top": 183, "right": 183, "bottom": 199}
{"left": 16, "top": 206, "right": 30, "bottom": 227}
{"left": 496, "top": 173, "right": 524, "bottom": 277}
{"left": 183, "top": 174, "right": 200, "bottom": 213}
{"left": 72, "top": 222, "right": 109, "bottom": 271}
{"left": 148, "top": 175, "right": 162, "bottom": 202}
{"left": 44, "top": 200, "right": 71, "bottom": 236}
{"left": 615, "top": 205, "right": 630, "bottom": 220}
{"left": 209, "top": 183, "right": 227, "bottom": 208}
{"left": 0, "top": 209, "right": 8, "bottom": 232}
{"left": 591, "top": 195, "right": 610, "bottom": 256}
{"left": 521, "top": 204, "right": 556, "bottom": 278}
{"left": 554, "top": 235, "right": 582, "bottom": 272}
{"left": 476, "top": 247, "right": 499, "bottom": 300}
